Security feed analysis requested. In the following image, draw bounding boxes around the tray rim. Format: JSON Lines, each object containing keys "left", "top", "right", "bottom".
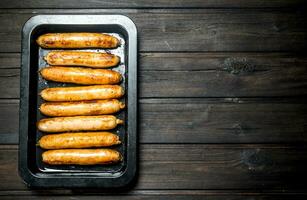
{"left": 19, "top": 14, "right": 137, "bottom": 188}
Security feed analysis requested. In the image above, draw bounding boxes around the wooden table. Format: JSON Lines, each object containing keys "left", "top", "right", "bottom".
{"left": 0, "top": 1, "right": 307, "bottom": 199}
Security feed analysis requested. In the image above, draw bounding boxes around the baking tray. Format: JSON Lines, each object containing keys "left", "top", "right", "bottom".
{"left": 19, "top": 15, "right": 137, "bottom": 188}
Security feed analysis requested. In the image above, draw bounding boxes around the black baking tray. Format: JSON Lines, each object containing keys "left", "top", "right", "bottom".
{"left": 19, "top": 15, "right": 137, "bottom": 188}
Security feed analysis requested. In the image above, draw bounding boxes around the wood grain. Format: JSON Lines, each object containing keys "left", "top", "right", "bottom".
{"left": 0, "top": 9, "right": 306, "bottom": 52}
{"left": 140, "top": 98, "right": 307, "bottom": 143}
{"left": 0, "top": 68, "right": 19, "bottom": 98}
{"left": 0, "top": 0, "right": 305, "bottom": 8}
{"left": 1, "top": 145, "right": 306, "bottom": 190}
{"left": 0, "top": 100, "right": 19, "bottom": 144}
{"left": 0, "top": 189, "right": 306, "bottom": 197}
{"left": 0, "top": 191, "right": 306, "bottom": 200}
{"left": 1, "top": 98, "right": 306, "bottom": 144}
{"left": 0, "top": 53, "right": 19, "bottom": 69}
{"left": 140, "top": 52, "right": 307, "bottom": 71}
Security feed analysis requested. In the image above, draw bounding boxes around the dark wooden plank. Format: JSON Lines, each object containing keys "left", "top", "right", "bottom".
{"left": 0, "top": 9, "right": 306, "bottom": 52}
{"left": 0, "top": 144, "right": 306, "bottom": 190}
{"left": 139, "top": 52, "right": 307, "bottom": 97}
{"left": 0, "top": 191, "right": 306, "bottom": 200}
{"left": 0, "top": 68, "right": 19, "bottom": 98}
{"left": 140, "top": 98, "right": 307, "bottom": 143}
{"left": 0, "top": 0, "right": 305, "bottom": 9}
{"left": 0, "top": 53, "right": 20, "bottom": 69}
{"left": 0, "top": 189, "right": 306, "bottom": 197}
{"left": 0, "top": 100, "right": 19, "bottom": 144}
{"left": 1, "top": 52, "right": 307, "bottom": 98}
{"left": 140, "top": 69, "right": 307, "bottom": 97}
{"left": 140, "top": 52, "right": 307, "bottom": 71}
{"left": 1, "top": 98, "right": 306, "bottom": 144}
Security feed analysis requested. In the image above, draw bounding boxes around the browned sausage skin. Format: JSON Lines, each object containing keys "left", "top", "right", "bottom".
{"left": 40, "top": 66, "right": 122, "bottom": 85}
{"left": 40, "top": 99, "right": 125, "bottom": 117}
{"left": 40, "top": 85, "right": 124, "bottom": 101}
{"left": 45, "top": 51, "right": 120, "bottom": 68}
{"left": 37, "top": 33, "right": 120, "bottom": 49}
{"left": 37, "top": 115, "right": 124, "bottom": 133}
{"left": 38, "top": 132, "right": 121, "bottom": 149}
{"left": 42, "top": 149, "right": 122, "bottom": 165}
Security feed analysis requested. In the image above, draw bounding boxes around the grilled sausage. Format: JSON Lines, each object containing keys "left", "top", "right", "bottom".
{"left": 40, "top": 66, "right": 122, "bottom": 85}
{"left": 37, "top": 33, "right": 120, "bottom": 49}
{"left": 38, "top": 132, "right": 121, "bottom": 149}
{"left": 40, "top": 85, "right": 124, "bottom": 101}
{"left": 40, "top": 99, "right": 125, "bottom": 117}
{"left": 45, "top": 51, "right": 120, "bottom": 68}
{"left": 37, "top": 115, "right": 123, "bottom": 133}
{"left": 42, "top": 149, "right": 122, "bottom": 165}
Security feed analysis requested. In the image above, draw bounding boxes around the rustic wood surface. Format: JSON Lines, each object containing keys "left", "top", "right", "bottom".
{"left": 0, "top": 9, "right": 307, "bottom": 52}
{"left": 0, "top": 0, "right": 306, "bottom": 199}
{"left": 0, "top": 0, "right": 305, "bottom": 8}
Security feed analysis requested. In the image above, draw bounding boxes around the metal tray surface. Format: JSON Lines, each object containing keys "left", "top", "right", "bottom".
{"left": 19, "top": 15, "right": 137, "bottom": 188}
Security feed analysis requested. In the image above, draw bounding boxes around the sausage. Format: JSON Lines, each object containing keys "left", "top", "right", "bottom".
{"left": 42, "top": 149, "right": 122, "bottom": 165}
{"left": 40, "top": 99, "right": 125, "bottom": 117}
{"left": 45, "top": 51, "right": 120, "bottom": 68}
{"left": 38, "top": 132, "right": 121, "bottom": 149}
{"left": 36, "top": 33, "right": 120, "bottom": 49}
{"left": 37, "top": 115, "right": 123, "bottom": 133}
{"left": 40, "top": 85, "right": 124, "bottom": 101}
{"left": 40, "top": 66, "right": 122, "bottom": 85}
